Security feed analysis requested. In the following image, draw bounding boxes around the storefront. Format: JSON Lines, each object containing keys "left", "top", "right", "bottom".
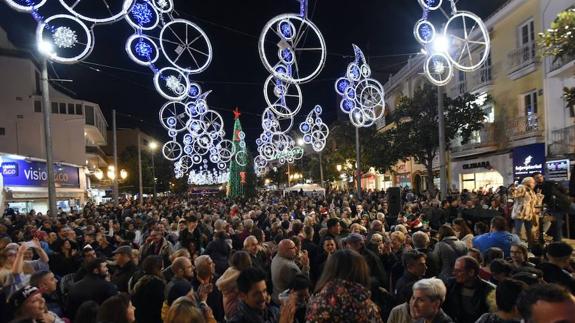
{"left": 450, "top": 153, "right": 513, "bottom": 191}
{"left": 361, "top": 169, "right": 393, "bottom": 191}
{"left": 0, "top": 154, "right": 87, "bottom": 214}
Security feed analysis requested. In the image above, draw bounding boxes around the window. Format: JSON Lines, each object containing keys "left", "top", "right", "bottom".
{"left": 519, "top": 19, "right": 535, "bottom": 46}
{"left": 59, "top": 103, "right": 67, "bottom": 114}
{"left": 68, "top": 103, "right": 75, "bottom": 114}
{"left": 483, "top": 104, "right": 494, "bottom": 123}
{"left": 523, "top": 91, "right": 538, "bottom": 115}
{"left": 35, "top": 71, "right": 41, "bottom": 95}
{"left": 34, "top": 100, "right": 42, "bottom": 113}
{"left": 51, "top": 102, "right": 58, "bottom": 114}
{"left": 75, "top": 104, "right": 83, "bottom": 115}
{"left": 458, "top": 70, "right": 466, "bottom": 94}
{"left": 85, "top": 105, "right": 95, "bottom": 125}
{"left": 0, "top": 128, "right": 5, "bottom": 136}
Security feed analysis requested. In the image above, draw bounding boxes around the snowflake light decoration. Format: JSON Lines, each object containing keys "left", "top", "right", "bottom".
{"left": 131, "top": 3, "right": 153, "bottom": 26}
{"left": 52, "top": 26, "right": 77, "bottom": 48}
{"left": 156, "top": 0, "right": 168, "bottom": 9}
{"left": 165, "top": 75, "right": 184, "bottom": 94}
{"left": 135, "top": 39, "right": 153, "bottom": 59}
{"left": 299, "top": 105, "right": 329, "bottom": 152}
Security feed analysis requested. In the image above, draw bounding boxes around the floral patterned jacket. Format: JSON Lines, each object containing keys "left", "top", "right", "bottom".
{"left": 306, "top": 279, "right": 383, "bottom": 323}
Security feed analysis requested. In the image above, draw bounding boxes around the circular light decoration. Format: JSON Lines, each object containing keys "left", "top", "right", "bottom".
{"left": 125, "top": 0, "right": 160, "bottom": 30}
{"left": 58, "top": 0, "right": 135, "bottom": 24}
{"left": 334, "top": 44, "right": 385, "bottom": 128}
{"left": 162, "top": 140, "right": 183, "bottom": 161}
{"left": 159, "top": 101, "right": 189, "bottom": 132}
{"left": 153, "top": 67, "right": 190, "bottom": 101}
{"left": 4, "top": 0, "right": 47, "bottom": 12}
{"left": 235, "top": 150, "right": 248, "bottom": 167}
{"left": 263, "top": 75, "right": 302, "bottom": 116}
{"left": 418, "top": 0, "right": 442, "bottom": 11}
{"left": 443, "top": 11, "right": 490, "bottom": 72}
{"left": 258, "top": 13, "right": 326, "bottom": 84}
{"left": 36, "top": 14, "right": 94, "bottom": 64}
{"left": 299, "top": 105, "right": 329, "bottom": 152}
{"left": 125, "top": 34, "right": 159, "bottom": 65}
{"left": 199, "top": 110, "right": 224, "bottom": 134}
{"left": 150, "top": 0, "right": 173, "bottom": 13}
{"left": 424, "top": 52, "right": 454, "bottom": 86}
{"left": 414, "top": 19, "right": 436, "bottom": 45}
{"left": 159, "top": 19, "right": 213, "bottom": 74}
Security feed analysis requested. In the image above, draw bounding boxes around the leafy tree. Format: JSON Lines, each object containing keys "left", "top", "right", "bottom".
{"left": 540, "top": 8, "right": 575, "bottom": 109}
{"left": 390, "top": 85, "right": 486, "bottom": 197}
{"left": 119, "top": 145, "right": 173, "bottom": 194}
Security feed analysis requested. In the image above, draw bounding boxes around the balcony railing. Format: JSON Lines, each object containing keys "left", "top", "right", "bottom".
{"left": 469, "top": 66, "right": 493, "bottom": 90}
{"left": 507, "top": 43, "right": 537, "bottom": 73}
{"left": 549, "top": 125, "right": 575, "bottom": 155}
{"left": 550, "top": 54, "right": 575, "bottom": 72}
{"left": 451, "top": 124, "right": 496, "bottom": 152}
{"left": 506, "top": 114, "right": 541, "bottom": 139}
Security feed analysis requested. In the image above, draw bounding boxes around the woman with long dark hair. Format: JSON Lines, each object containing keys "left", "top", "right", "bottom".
{"left": 132, "top": 255, "right": 165, "bottom": 323}
{"left": 306, "top": 249, "right": 382, "bottom": 322}
{"left": 97, "top": 293, "right": 135, "bottom": 323}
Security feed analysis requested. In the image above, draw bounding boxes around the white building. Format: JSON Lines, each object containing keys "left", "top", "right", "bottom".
{"left": 0, "top": 27, "right": 109, "bottom": 214}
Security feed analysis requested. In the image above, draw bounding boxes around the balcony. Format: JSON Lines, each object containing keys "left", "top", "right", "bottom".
{"left": 469, "top": 66, "right": 493, "bottom": 92}
{"left": 507, "top": 43, "right": 538, "bottom": 80}
{"left": 506, "top": 114, "right": 543, "bottom": 140}
{"left": 451, "top": 124, "right": 497, "bottom": 157}
{"left": 549, "top": 125, "right": 575, "bottom": 156}
{"left": 548, "top": 54, "right": 575, "bottom": 78}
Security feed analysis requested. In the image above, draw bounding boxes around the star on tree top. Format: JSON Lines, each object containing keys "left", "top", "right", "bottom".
{"left": 233, "top": 107, "right": 241, "bottom": 119}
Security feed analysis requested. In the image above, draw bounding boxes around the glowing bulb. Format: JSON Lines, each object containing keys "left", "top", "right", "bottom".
{"left": 433, "top": 35, "right": 449, "bottom": 53}
{"left": 38, "top": 40, "right": 54, "bottom": 55}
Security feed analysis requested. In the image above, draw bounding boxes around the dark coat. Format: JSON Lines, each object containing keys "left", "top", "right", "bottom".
{"left": 443, "top": 277, "right": 495, "bottom": 323}
{"left": 111, "top": 261, "right": 137, "bottom": 293}
{"left": 132, "top": 274, "right": 166, "bottom": 323}
{"left": 67, "top": 273, "right": 118, "bottom": 318}
{"left": 204, "top": 238, "right": 231, "bottom": 276}
{"left": 394, "top": 271, "right": 420, "bottom": 305}
{"left": 537, "top": 262, "right": 575, "bottom": 293}
{"left": 226, "top": 300, "right": 279, "bottom": 323}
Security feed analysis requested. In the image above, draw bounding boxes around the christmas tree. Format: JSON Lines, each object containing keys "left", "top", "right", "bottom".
{"left": 228, "top": 108, "right": 255, "bottom": 198}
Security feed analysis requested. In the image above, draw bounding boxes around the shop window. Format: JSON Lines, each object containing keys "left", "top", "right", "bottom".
{"left": 34, "top": 100, "right": 42, "bottom": 113}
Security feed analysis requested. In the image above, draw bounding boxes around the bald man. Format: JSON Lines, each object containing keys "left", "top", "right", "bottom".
{"left": 270, "top": 239, "right": 309, "bottom": 304}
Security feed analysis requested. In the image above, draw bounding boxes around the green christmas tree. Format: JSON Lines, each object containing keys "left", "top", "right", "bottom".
{"left": 228, "top": 108, "right": 255, "bottom": 198}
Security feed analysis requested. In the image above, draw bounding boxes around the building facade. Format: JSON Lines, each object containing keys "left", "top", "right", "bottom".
{"left": 0, "top": 27, "right": 109, "bottom": 213}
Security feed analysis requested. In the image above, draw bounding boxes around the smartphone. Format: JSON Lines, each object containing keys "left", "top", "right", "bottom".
{"left": 24, "top": 241, "right": 35, "bottom": 248}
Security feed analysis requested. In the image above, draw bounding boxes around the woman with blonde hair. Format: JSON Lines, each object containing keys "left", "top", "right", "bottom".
{"left": 511, "top": 176, "right": 543, "bottom": 246}
{"left": 164, "top": 296, "right": 206, "bottom": 323}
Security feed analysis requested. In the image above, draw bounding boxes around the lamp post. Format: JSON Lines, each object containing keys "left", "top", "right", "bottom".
{"left": 38, "top": 42, "right": 57, "bottom": 215}
{"left": 148, "top": 141, "right": 158, "bottom": 199}
{"left": 112, "top": 109, "right": 119, "bottom": 206}
{"left": 355, "top": 127, "right": 362, "bottom": 200}
{"left": 433, "top": 35, "right": 450, "bottom": 199}
{"left": 137, "top": 131, "right": 143, "bottom": 205}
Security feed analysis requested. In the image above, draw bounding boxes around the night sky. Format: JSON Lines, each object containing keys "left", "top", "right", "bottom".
{"left": 0, "top": 0, "right": 506, "bottom": 145}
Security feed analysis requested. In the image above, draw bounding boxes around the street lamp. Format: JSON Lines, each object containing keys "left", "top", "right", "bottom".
{"left": 432, "top": 36, "right": 449, "bottom": 199}
{"left": 120, "top": 169, "right": 128, "bottom": 180}
{"left": 148, "top": 141, "right": 158, "bottom": 199}
{"left": 336, "top": 164, "right": 342, "bottom": 172}
{"left": 296, "top": 138, "right": 304, "bottom": 146}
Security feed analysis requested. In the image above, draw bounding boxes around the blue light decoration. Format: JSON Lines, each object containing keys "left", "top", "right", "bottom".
{"left": 335, "top": 44, "right": 385, "bottom": 128}
{"left": 131, "top": 3, "right": 153, "bottom": 26}
{"left": 299, "top": 105, "right": 329, "bottom": 152}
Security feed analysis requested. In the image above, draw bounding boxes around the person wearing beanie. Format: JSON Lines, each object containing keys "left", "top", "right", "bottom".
{"left": 8, "top": 285, "right": 65, "bottom": 323}
{"left": 536, "top": 242, "right": 575, "bottom": 293}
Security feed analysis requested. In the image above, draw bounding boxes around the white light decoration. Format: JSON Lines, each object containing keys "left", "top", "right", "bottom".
{"left": 5, "top": 0, "right": 47, "bottom": 13}
{"left": 159, "top": 101, "right": 188, "bottom": 132}
{"left": 299, "top": 105, "right": 328, "bottom": 152}
{"left": 151, "top": 0, "right": 173, "bottom": 13}
{"left": 415, "top": 0, "right": 490, "bottom": 86}
{"left": 36, "top": 14, "right": 94, "bottom": 64}
{"left": 159, "top": 19, "right": 213, "bottom": 74}
{"left": 335, "top": 44, "right": 385, "bottom": 128}
{"left": 52, "top": 26, "right": 77, "bottom": 48}
{"left": 162, "top": 140, "right": 183, "bottom": 161}
{"left": 153, "top": 67, "right": 190, "bottom": 101}
{"left": 58, "top": 0, "right": 135, "bottom": 24}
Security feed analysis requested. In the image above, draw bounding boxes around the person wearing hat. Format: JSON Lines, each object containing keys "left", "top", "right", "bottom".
{"left": 8, "top": 285, "right": 64, "bottom": 323}
{"left": 536, "top": 242, "right": 575, "bottom": 293}
{"left": 110, "top": 245, "right": 137, "bottom": 293}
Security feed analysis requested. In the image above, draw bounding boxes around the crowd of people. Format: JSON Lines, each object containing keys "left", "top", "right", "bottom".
{"left": 0, "top": 171, "right": 574, "bottom": 323}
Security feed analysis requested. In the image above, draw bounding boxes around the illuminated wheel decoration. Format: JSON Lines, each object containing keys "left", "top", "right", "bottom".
{"left": 125, "top": 34, "right": 159, "bottom": 65}
{"left": 199, "top": 110, "right": 223, "bottom": 134}
{"left": 263, "top": 75, "right": 302, "bottom": 116}
{"left": 335, "top": 45, "right": 385, "bottom": 128}
{"left": 125, "top": 0, "right": 159, "bottom": 30}
{"left": 159, "top": 19, "right": 213, "bottom": 74}
{"left": 153, "top": 67, "right": 190, "bottom": 101}
{"left": 443, "top": 11, "right": 490, "bottom": 72}
{"left": 235, "top": 150, "right": 248, "bottom": 167}
{"left": 258, "top": 14, "right": 326, "bottom": 84}
{"left": 414, "top": 19, "right": 435, "bottom": 45}
{"left": 424, "top": 52, "right": 454, "bottom": 86}
{"left": 150, "top": 0, "right": 173, "bottom": 13}
{"left": 58, "top": 0, "right": 134, "bottom": 24}
{"left": 162, "top": 141, "right": 182, "bottom": 161}
{"left": 216, "top": 140, "right": 235, "bottom": 161}
{"left": 299, "top": 105, "right": 328, "bottom": 152}
{"left": 4, "top": 0, "right": 47, "bottom": 12}
{"left": 159, "top": 101, "right": 188, "bottom": 132}
{"left": 36, "top": 14, "right": 94, "bottom": 64}
{"left": 418, "top": 0, "right": 442, "bottom": 10}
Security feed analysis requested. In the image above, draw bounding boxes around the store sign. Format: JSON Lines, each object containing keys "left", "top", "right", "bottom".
{"left": 463, "top": 161, "right": 491, "bottom": 170}
{"left": 0, "top": 158, "right": 80, "bottom": 188}
{"left": 546, "top": 159, "right": 570, "bottom": 181}
{"left": 513, "top": 143, "right": 545, "bottom": 181}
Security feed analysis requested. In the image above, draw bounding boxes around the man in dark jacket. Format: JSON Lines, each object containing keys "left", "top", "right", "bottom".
{"left": 67, "top": 258, "right": 118, "bottom": 318}
{"left": 536, "top": 242, "right": 575, "bottom": 293}
{"left": 228, "top": 267, "right": 279, "bottom": 323}
{"left": 534, "top": 172, "right": 571, "bottom": 241}
{"left": 443, "top": 256, "right": 495, "bottom": 323}
{"left": 110, "top": 245, "right": 137, "bottom": 293}
{"left": 179, "top": 215, "right": 204, "bottom": 251}
{"left": 395, "top": 250, "right": 427, "bottom": 304}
